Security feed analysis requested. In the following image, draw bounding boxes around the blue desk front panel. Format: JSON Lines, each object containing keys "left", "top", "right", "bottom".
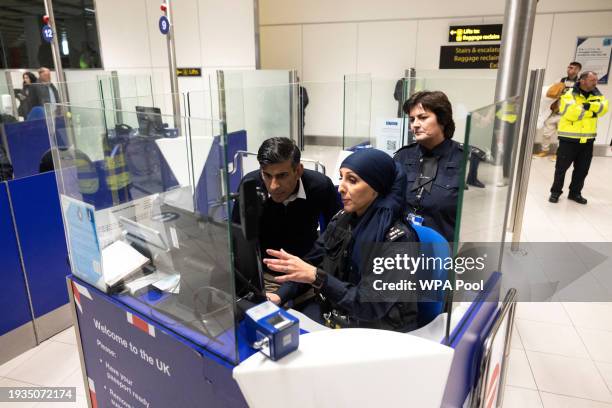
{"left": 69, "top": 277, "right": 249, "bottom": 408}
{"left": 7, "top": 172, "right": 70, "bottom": 318}
{"left": 0, "top": 183, "right": 33, "bottom": 335}
{"left": 441, "top": 272, "right": 501, "bottom": 408}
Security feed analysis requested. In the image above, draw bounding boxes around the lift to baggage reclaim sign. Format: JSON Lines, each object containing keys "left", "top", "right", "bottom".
{"left": 448, "top": 24, "right": 503, "bottom": 43}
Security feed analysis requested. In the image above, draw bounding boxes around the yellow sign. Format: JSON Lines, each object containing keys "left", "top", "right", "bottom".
{"left": 176, "top": 67, "right": 202, "bottom": 77}
{"left": 449, "top": 25, "right": 502, "bottom": 43}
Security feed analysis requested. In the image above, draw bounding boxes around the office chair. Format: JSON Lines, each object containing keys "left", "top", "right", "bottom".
{"left": 410, "top": 222, "right": 450, "bottom": 327}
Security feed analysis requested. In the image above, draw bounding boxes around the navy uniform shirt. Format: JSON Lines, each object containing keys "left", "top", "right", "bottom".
{"left": 393, "top": 138, "right": 463, "bottom": 242}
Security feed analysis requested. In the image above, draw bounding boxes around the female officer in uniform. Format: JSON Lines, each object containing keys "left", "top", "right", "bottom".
{"left": 394, "top": 91, "right": 463, "bottom": 243}
{"left": 263, "top": 148, "right": 419, "bottom": 332}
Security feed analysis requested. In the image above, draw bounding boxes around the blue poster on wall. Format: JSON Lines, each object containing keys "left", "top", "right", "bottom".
{"left": 69, "top": 277, "right": 248, "bottom": 407}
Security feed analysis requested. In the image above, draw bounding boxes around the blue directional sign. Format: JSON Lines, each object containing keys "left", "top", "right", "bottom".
{"left": 159, "top": 16, "right": 170, "bottom": 35}
{"left": 42, "top": 25, "right": 54, "bottom": 43}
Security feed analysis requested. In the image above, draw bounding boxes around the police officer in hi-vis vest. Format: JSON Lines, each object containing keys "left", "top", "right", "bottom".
{"left": 549, "top": 71, "right": 608, "bottom": 204}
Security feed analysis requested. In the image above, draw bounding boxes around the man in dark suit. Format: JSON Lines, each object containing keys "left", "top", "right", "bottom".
{"left": 232, "top": 137, "right": 341, "bottom": 302}
{"left": 28, "top": 67, "right": 60, "bottom": 110}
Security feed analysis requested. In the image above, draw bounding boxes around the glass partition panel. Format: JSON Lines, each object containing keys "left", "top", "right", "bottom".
{"left": 412, "top": 75, "right": 497, "bottom": 145}
{"left": 300, "top": 80, "right": 344, "bottom": 152}
{"left": 456, "top": 96, "right": 519, "bottom": 245}
{"left": 63, "top": 69, "right": 106, "bottom": 85}
{"left": 369, "top": 77, "right": 411, "bottom": 154}
{"left": 447, "top": 96, "right": 520, "bottom": 341}
{"left": 0, "top": 70, "right": 15, "bottom": 117}
{"left": 342, "top": 73, "right": 372, "bottom": 149}
{"left": 340, "top": 74, "right": 498, "bottom": 155}
{"left": 46, "top": 103, "right": 241, "bottom": 365}
{"left": 217, "top": 70, "right": 292, "bottom": 152}
{"left": 98, "top": 74, "right": 154, "bottom": 116}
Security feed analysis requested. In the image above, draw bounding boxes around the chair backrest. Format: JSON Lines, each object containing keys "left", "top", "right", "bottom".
{"left": 26, "top": 106, "right": 45, "bottom": 121}
{"left": 411, "top": 222, "right": 450, "bottom": 327}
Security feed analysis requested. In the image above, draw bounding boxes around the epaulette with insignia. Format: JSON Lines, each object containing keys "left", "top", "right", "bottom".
{"left": 386, "top": 221, "right": 407, "bottom": 241}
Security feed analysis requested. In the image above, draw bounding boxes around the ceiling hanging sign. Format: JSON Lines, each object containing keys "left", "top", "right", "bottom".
{"left": 41, "top": 25, "right": 54, "bottom": 43}
{"left": 159, "top": 16, "right": 170, "bottom": 35}
{"left": 575, "top": 36, "right": 612, "bottom": 84}
{"left": 176, "top": 68, "right": 202, "bottom": 77}
{"left": 439, "top": 45, "right": 500, "bottom": 69}
{"left": 448, "top": 24, "right": 503, "bottom": 43}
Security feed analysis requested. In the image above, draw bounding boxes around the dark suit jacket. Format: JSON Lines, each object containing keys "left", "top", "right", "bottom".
{"left": 28, "top": 83, "right": 60, "bottom": 108}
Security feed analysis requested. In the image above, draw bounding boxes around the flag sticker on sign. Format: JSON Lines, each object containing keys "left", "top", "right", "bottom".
{"left": 88, "top": 378, "right": 98, "bottom": 408}
{"left": 72, "top": 280, "right": 93, "bottom": 314}
{"left": 127, "top": 312, "right": 156, "bottom": 337}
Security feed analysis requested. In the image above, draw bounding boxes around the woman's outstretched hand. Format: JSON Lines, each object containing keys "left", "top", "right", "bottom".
{"left": 263, "top": 249, "right": 317, "bottom": 284}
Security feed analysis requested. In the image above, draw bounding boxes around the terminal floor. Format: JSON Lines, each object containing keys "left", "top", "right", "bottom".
{"left": 0, "top": 152, "right": 611, "bottom": 408}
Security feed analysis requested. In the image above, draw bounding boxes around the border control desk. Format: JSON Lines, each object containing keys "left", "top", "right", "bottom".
{"left": 69, "top": 275, "right": 461, "bottom": 408}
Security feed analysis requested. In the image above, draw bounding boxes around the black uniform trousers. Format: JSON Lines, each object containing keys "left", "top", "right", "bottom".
{"left": 550, "top": 138, "right": 594, "bottom": 196}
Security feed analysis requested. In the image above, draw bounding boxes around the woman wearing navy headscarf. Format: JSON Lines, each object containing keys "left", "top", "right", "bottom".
{"left": 264, "top": 148, "right": 419, "bottom": 332}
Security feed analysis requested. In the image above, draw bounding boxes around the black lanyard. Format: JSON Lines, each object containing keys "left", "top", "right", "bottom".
{"left": 410, "top": 156, "right": 439, "bottom": 214}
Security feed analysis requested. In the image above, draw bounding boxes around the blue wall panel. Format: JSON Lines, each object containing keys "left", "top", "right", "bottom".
{"left": 7, "top": 172, "right": 70, "bottom": 318}
{"left": 0, "top": 183, "right": 33, "bottom": 335}
{"left": 4, "top": 119, "right": 50, "bottom": 179}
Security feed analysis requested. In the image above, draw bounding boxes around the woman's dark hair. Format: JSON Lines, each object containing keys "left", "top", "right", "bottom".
{"left": 23, "top": 72, "right": 37, "bottom": 84}
{"left": 257, "top": 137, "right": 301, "bottom": 167}
{"left": 403, "top": 91, "right": 455, "bottom": 139}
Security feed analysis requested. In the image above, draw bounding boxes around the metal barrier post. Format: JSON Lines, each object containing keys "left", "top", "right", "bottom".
{"left": 510, "top": 69, "right": 545, "bottom": 251}
{"left": 43, "top": 0, "right": 69, "bottom": 104}
{"left": 165, "top": 0, "right": 182, "bottom": 135}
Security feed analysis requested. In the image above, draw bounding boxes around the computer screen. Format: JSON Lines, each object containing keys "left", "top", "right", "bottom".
{"left": 135, "top": 106, "right": 164, "bottom": 136}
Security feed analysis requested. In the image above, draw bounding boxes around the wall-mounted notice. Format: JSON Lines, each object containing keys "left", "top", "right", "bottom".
{"left": 375, "top": 118, "right": 409, "bottom": 156}
{"left": 439, "top": 45, "right": 500, "bottom": 69}
{"left": 575, "top": 36, "right": 612, "bottom": 84}
{"left": 448, "top": 24, "right": 503, "bottom": 43}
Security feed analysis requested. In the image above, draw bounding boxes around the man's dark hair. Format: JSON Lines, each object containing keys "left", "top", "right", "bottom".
{"left": 579, "top": 70, "right": 596, "bottom": 81}
{"left": 257, "top": 137, "right": 301, "bottom": 167}
{"left": 403, "top": 91, "right": 456, "bottom": 139}
{"left": 569, "top": 61, "right": 582, "bottom": 70}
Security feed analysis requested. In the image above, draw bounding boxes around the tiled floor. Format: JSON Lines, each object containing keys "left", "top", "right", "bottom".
{"left": 0, "top": 151, "right": 610, "bottom": 408}
{"left": 501, "top": 155, "right": 612, "bottom": 408}
{"left": 0, "top": 327, "right": 88, "bottom": 408}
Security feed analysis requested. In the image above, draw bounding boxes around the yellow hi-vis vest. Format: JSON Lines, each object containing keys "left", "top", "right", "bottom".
{"left": 104, "top": 144, "right": 131, "bottom": 191}
{"left": 557, "top": 87, "right": 609, "bottom": 143}
{"left": 495, "top": 102, "right": 518, "bottom": 124}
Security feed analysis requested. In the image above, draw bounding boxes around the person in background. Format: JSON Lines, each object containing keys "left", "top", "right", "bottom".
{"left": 28, "top": 67, "right": 59, "bottom": 109}
{"left": 394, "top": 91, "right": 463, "bottom": 242}
{"left": 536, "top": 61, "right": 581, "bottom": 160}
{"left": 17, "top": 72, "right": 37, "bottom": 119}
{"left": 394, "top": 78, "right": 407, "bottom": 118}
{"left": 549, "top": 71, "right": 608, "bottom": 204}
{"left": 298, "top": 77, "right": 309, "bottom": 142}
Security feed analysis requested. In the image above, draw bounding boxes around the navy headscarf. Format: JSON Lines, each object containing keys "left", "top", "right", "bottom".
{"left": 340, "top": 149, "right": 407, "bottom": 269}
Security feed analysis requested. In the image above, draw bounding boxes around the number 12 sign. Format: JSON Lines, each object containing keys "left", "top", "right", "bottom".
{"left": 42, "top": 25, "right": 54, "bottom": 43}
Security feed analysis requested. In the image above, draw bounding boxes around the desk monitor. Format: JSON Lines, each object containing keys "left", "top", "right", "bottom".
{"left": 135, "top": 106, "right": 165, "bottom": 136}
{"left": 231, "top": 222, "right": 264, "bottom": 300}
{"left": 120, "top": 216, "right": 169, "bottom": 251}
{"left": 149, "top": 205, "right": 258, "bottom": 338}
